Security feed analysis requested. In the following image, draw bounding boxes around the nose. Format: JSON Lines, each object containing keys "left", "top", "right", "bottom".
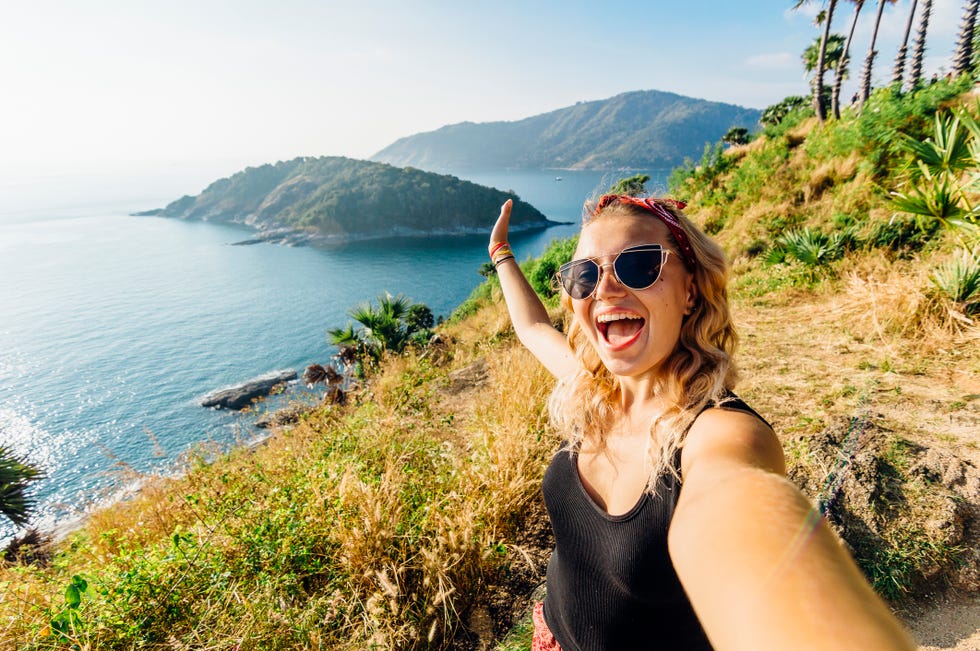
{"left": 593, "top": 261, "right": 626, "bottom": 299}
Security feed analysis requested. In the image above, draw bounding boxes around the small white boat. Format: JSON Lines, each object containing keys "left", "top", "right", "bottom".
{"left": 555, "top": 176, "right": 563, "bottom": 181}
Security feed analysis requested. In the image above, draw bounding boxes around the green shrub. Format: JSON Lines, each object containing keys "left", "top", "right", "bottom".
{"left": 854, "top": 76, "right": 973, "bottom": 178}
{"left": 868, "top": 216, "right": 938, "bottom": 254}
{"left": 772, "top": 227, "right": 854, "bottom": 267}
{"left": 931, "top": 248, "right": 980, "bottom": 312}
{"left": 668, "top": 142, "right": 736, "bottom": 201}
{"left": 449, "top": 279, "right": 496, "bottom": 322}
{"left": 760, "top": 95, "right": 813, "bottom": 135}
{"left": 523, "top": 236, "right": 579, "bottom": 301}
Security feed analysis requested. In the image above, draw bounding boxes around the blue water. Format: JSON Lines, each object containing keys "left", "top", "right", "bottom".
{"left": 0, "top": 168, "right": 667, "bottom": 540}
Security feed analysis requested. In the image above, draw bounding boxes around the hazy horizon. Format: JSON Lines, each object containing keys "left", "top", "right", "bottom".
{"left": 1, "top": 0, "right": 966, "bottom": 211}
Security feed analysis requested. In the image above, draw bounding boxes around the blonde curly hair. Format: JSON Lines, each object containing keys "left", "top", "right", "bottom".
{"left": 547, "top": 196, "right": 739, "bottom": 492}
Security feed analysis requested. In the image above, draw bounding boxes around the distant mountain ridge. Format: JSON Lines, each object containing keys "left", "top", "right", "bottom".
{"left": 372, "top": 89, "right": 761, "bottom": 171}
{"left": 136, "top": 156, "right": 552, "bottom": 244}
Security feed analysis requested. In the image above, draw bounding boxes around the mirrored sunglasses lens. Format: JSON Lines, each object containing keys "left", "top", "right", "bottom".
{"left": 559, "top": 260, "right": 599, "bottom": 299}
{"left": 615, "top": 248, "right": 663, "bottom": 289}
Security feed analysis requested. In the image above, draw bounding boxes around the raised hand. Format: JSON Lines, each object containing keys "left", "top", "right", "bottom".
{"left": 489, "top": 199, "right": 512, "bottom": 256}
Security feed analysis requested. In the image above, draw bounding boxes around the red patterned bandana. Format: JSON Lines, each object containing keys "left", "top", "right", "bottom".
{"left": 593, "top": 194, "right": 696, "bottom": 270}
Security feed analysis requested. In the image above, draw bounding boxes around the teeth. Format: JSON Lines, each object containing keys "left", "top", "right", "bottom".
{"left": 596, "top": 313, "right": 642, "bottom": 323}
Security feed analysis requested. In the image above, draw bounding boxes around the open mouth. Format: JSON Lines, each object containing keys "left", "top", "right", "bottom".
{"left": 596, "top": 312, "right": 645, "bottom": 347}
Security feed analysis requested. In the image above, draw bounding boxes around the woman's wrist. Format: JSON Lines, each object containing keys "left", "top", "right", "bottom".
{"left": 489, "top": 241, "right": 514, "bottom": 267}
{"left": 493, "top": 254, "right": 515, "bottom": 269}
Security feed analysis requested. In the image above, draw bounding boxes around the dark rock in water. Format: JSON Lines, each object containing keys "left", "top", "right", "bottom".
{"left": 201, "top": 369, "right": 297, "bottom": 409}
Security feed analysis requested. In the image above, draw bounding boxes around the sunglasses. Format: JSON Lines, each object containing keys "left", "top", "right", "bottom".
{"left": 556, "top": 244, "right": 672, "bottom": 300}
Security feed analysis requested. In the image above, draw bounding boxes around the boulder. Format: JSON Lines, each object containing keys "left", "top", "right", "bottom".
{"left": 201, "top": 369, "right": 297, "bottom": 409}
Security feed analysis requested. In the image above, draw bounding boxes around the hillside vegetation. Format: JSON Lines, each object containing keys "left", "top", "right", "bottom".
{"left": 139, "top": 156, "right": 551, "bottom": 243}
{"left": 372, "top": 89, "right": 761, "bottom": 172}
{"left": 3, "top": 79, "right": 979, "bottom": 650}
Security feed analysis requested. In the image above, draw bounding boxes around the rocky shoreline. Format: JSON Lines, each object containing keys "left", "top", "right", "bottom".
{"left": 132, "top": 211, "right": 570, "bottom": 247}
{"left": 199, "top": 368, "right": 298, "bottom": 409}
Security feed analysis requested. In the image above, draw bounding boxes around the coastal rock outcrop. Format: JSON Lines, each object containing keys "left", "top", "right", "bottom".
{"left": 200, "top": 369, "right": 297, "bottom": 409}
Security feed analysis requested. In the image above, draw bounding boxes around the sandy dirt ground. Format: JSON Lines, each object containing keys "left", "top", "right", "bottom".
{"left": 904, "top": 595, "right": 980, "bottom": 650}
{"left": 731, "top": 297, "right": 979, "bottom": 651}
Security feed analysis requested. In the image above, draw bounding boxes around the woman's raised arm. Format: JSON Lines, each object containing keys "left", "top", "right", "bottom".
{"left": 669, "top": 409, "right": 915, "bottom": 651}
{"left": 490, "top": 200, "right": 577, "bottom": 378}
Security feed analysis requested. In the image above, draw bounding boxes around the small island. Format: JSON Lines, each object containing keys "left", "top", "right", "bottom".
{"left": 135, "top": 156, "right": 556, "bottom": 245}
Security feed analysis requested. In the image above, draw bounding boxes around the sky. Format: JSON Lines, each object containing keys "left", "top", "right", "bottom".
{"left": 0, "top": 0, "right": 968, "bottom": 210}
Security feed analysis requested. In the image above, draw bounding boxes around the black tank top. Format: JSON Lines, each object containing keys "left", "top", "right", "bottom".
{"left": 541, "top": 397, "right": 766, "bottom": 651}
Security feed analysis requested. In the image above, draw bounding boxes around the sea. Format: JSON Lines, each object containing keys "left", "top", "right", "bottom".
{"left": 0, "top": 167, "right": 669, "bottom": 543}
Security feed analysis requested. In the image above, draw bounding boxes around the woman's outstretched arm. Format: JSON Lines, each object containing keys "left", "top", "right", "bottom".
{"left": 490, "top": 200, "right": 577, "bottom": 378}
{"left": 669, "top": 408, "right": 915, "bottom": 651}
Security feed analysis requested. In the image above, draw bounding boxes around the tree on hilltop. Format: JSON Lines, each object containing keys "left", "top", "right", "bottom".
{"left": 804, "top": 33, "right": 847, "bottom": 118}
{"left": 760, "top": 95, "right": 811, "bottom": 127}
{"left": 892, "top": 0, "right": 920, "bottom": 87}
{"left": 953, "top": 0, "right": 980, "bottom": 77}
{"left": 859, "top": 0, "right": 898, "bottom": 104}
{"left": 795, "top": 0, "right": 840, "bottom": 121}
{"left": 908, "top": 0, "right": 934, "bottom": 89}
{"left": 832, "top": 0, "right": 865, "bottom": 119}
{"left": 722, "top": 127, "right": 751, "bottom": 146}
{"left": 608, "top": 174, "right": 651, "bottom": 196}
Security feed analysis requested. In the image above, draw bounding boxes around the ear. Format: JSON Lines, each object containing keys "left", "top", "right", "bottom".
{"left": 683, "top": 277, "right": 698, "bottom": 315}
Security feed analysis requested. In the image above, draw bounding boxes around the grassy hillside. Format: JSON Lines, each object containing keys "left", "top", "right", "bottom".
{"left": 3, "top": 79, "right": 979, "bottom": 650}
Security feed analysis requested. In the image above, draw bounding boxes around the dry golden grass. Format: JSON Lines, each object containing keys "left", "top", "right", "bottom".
{"left": 804, "top": 153, "right": 860, "bottom": 204}
{"left": 0, "top": 300, "right": 562, "bottom": 651}
{"left": 786, "top": 118, "right": 818, "bottom": 148}
{"left": 734, "top": 270, "right": 979, "bottom": 454}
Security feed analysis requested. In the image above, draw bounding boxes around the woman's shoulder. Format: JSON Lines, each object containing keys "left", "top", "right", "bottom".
{"left": 707, "top": 393, "right": 771, "bottom": 429}
{"left": 681, "top": 395, "right": 784, "bottom": 477}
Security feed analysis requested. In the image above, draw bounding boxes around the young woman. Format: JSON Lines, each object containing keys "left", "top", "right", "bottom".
{"left": 488, "top": 195, "right": 913, "bottom": 651}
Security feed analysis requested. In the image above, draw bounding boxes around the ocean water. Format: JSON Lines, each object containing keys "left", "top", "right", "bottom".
{"left": 0, "top": 168, "right": 667, "bottom": 541}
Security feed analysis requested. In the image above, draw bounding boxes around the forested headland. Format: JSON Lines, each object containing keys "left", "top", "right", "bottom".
{"left": 137, "top": 156, "right": 553, "bottom": 244}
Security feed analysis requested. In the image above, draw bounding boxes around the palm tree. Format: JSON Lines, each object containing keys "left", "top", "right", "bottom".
{"left": 909, "top": 0, "right": 934, "bottom": 89}
{"left": 366, "top": 292, "right": 413, "bottom": 353}
{"left": 328, "top": 293, "right": 433, "bottom": 372}
{"left": 816, "top": 0, "right": 840, "bottom": 120}
{"left": 833, "top": 0, "right": 865, "bottom": 118}
{"left": 0, "top": 446, "right": 43, "bottom": 528}
{"left": 892, "top": 0, "right": 919, "bottom": 86}
{"left": 327, "top": 321, "right": 370, "bottom": 369}
{"left": 303, "top": 363, "right": 345, "bottom": 403}
{"left": 953, "top": 0, "right": 980, "bottom": 77}
{"left": 804, "top": 34, "right": 848, "bottom": 114}
{"left": 793, "top": 0, "right": 840, "bottom": 121}
{"left": 859, "top": 0, "right": 899, "bottom": 103}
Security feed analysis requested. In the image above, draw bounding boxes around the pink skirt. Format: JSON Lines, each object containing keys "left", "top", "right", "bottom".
{"left": 531, "top": 602, "right": 563, "bottom": 651}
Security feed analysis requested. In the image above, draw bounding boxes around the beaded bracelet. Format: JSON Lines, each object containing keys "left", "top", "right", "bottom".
{"left": 489, "top": 241, "right": 509, "bottom": 258}
{"left": 493, "top": 254, "right": 515, "bottom": 269}
{"left": 490, "top": 242, "right": 514, "bottom": 267}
